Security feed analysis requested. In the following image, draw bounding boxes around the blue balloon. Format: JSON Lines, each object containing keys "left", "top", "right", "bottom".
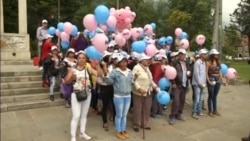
{"left": 84, "top": 29, "right": 90, "bottom": 37}
{"left": 158, "top": 77, "right": 171, "bottom": 91}
{"left": 94, "top": 5, "right": 110, "bottom": 24}
{"left": 158, "top": 37, "right": 166, "bottom": 46}
{"left": 61, "top": 41, "right": 69, "bottom": 49}
{"left": 220, "top": 63, "right": 228, "bottom": 75}
{"left": 71, "top": 25, "right": 78, "bottom": 36}
{"left": 157, "top": 91, "right": 170, "bottom": 105}
{"left": 132, "top": 41, "right": 147, "bottom": 53}
{"left": 108, "top": 26, "right": 116, "bottom": 32}
{"left": 85, "top": 46, "right": 100, "bottom": 60}
{"left": 181, "top": 32, "right": 188, "bottom": 39}
{"left": 57, "top": 22, "right": 64, "bottom": 32}
{"left": 165, "top": 36, "right": 173, "bottom": 44}
{"left": 151, "top": 23, "right": 156, "bottom": 30}
{"left": 48, "top": 26, "right": 56, "bottom": 36}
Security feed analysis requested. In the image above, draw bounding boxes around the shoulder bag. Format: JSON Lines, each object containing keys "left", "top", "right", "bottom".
{"left": 75, "top": 68, "right": 88, "bottom": 102}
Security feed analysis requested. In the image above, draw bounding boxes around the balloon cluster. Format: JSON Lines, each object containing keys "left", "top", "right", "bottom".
{"left": 220, "top": 64, "right": 237, "bottom": 80}
{"left": 175, "top": 28, "right": 189, "bottom": 49}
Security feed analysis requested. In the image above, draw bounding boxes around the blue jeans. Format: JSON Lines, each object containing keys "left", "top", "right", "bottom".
{"left": 207, "top": 77, "right": 221, "bottom": 112}
{"left": 50, "top": 76, "right": 56, "bottom": 95}
{"left": 113, "top": 96, "right": 131, "bottom": 132}
{"left": 193, "top": 85, "right": 204, "bottom": 114}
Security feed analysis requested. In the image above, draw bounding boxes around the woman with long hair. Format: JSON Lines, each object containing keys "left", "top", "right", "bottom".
{"left": 64, "top": 51, "right": 97, "bottom": 141}
{"left": 206, "top": 49, "right": 226, "bottom": 117}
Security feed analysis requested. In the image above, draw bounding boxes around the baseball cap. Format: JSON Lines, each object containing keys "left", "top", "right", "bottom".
{"left": 67, "top": 48, "right": 75, "bottom": 53}
{"left": 154, "top": 54, "right": 168, "bottom": 61}
{"left": 42, "top": 19, "right": 48, "bottom": 24}
{"left": 178, "top": 49, "right": 187, "bottom": 55}
{"left": 209, "top": 49, "right": 220, "bottom": 55}
{"left": 45, "top": 34, "right": 53, "bottom": 39}
{"left": 138, "top": 53, "right": 151, "bottom": 62}
{"left": 51, "top": 46, "right": 58, "bottom": 51}
{"left": 199, "top": 48, "right": 208, "bottom": 55}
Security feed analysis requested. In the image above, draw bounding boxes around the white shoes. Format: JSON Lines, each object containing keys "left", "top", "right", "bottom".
{"left": 71, "top": 137, "right": 76, "bottom": 141}
{"left": 79, "top": 133, "right": 92, "bottom": 140}
{"left": 39, "top": 66, "right": 43, "bottom": 71}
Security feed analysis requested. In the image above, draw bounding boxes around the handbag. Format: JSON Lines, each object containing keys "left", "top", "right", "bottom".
{"left": 75, "top": 68, "right": 88, "bottom": 102}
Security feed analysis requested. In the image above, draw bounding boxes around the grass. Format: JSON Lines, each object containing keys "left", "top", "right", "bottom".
{"left": 227, "top": 60, "right": 250, "bottom": 82}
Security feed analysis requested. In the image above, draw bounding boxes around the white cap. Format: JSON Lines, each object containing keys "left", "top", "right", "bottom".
{"left": 209, "top": 49, "right": 219, "bottom": 55}
{"left": 130, "top": 51, "right": 140, "bottom": 60}
{"left": 178, "top": 48, "right": 187, "bottom": 54}
{"left": 199, "top": 48, "right": 208, "bottom": 55}
{"left": 116, "top": 53, "right": 127, "bottom": 63}
{"left": 170, "top": 52, "right": 178, "bottom": 57}
{"left": 138, "top": 53, "right": 151, "bottom": 62}
{"left": 111, "top": 52, "right": 120, "bottom": 59}
{"left": 45, "top": 34, "right": 53, "bottom": 39}
{"left": 102, "top": 50, "right": 112, "bottom": 58}
{"left": 154, "top": 54, "right": 168, "bottom": 61}
{"left": 76, "top": 50, "right": 86, "bottom": 55}
{"left": 67, "top": 48, "right": 75, "bottom": 53}
{"left": 108, "top": 40, "right": 117, "bottom": 48}
{"left": 42, "top": 19, "right": 48, "bottom": 24}
{"left": 51, "top": 46, "right": 58, "bottom": 51}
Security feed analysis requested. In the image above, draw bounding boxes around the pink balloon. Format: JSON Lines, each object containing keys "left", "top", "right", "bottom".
{"left": 165, "top": 66, "right": 177, "bottom": 80}
{"left": 60, "top": 32, "right": 70, "bottom": 41}
{"left": 125, "top": 6, "right": 130, "bottom": 10}
{"left": 63, "top": 22, "right": 73, "bottom": 35}
{"left": 159, "top": 49, "right": 166, "bottom": 55}
{"left": 122, "top": 29, "right": 131, "bottom": 40}
{"left": 147, "top": 39, "right": 155, "bottom": 44}
{"left": 196, "top": 34, "right": 206, "bottom": 45}
{"left": 180, "top": 39, "right": 190, "bottom": 49}
{"left": 226, "top": 68, "right": 237, "bottom": 80}
{"left": 125, "top": 18, "right": 132, "bottom": 24}
{"left": 130, "top": 28, "right": 139, "bottom": 40}
{"left": 99, "top": 24, "right": 108, "bottom": 32}
{"left": 55, "top": 29, "right": 61, "bottom": 38}
{"left": 175, "top": 28, "right": 183, "bottom": 37}
{"left": 110, "top": 8, "right": 116, "bottom": 13}
{"left": 92, "top": 34, "right": 108, "bottom": 53}
{"left": 145, "top": 44, "right": 158, "bottom": 57}
{"left": 144, "top": 24, "right": 153, "bottom": 36}
{"left": 83, "top": 14, "right": 98, "bottom": 32}
{"left": 107, "top": 16, "right": 117, "bottom": 27}
{"left": 137, "top": 27, "right": 144, "bottom": 37}
{"left": 115, "top": 34, "right": 126, "bottom": 47}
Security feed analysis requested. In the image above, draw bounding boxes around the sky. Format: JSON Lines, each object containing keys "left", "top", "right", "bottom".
{"left": 223, "top": 0, "right": 240, "bottom": 25}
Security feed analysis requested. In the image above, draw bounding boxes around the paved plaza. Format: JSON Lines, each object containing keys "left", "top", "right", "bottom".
{"left": 1, "top": 85, "right": 250, "bottom": 141}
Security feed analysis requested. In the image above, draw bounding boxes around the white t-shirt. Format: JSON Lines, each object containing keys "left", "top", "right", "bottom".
{"left": 73, "top": 68, "right": 90, "bottom": 91}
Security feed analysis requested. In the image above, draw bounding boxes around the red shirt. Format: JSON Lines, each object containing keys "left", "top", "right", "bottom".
{"left": 149, "top": 63, "right": 165, "bottom": 84}
{"left": 41, "top": 40, "right": 53, "bottom": 60}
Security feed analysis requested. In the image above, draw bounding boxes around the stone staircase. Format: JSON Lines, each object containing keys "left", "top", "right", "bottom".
{"left": 0, "top": 61, "right": 64, "bottom": 112}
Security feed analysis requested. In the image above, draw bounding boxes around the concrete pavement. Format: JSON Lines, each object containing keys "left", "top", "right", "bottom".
{"left": 1, "top": 85, "right": 250, "bottom": 141}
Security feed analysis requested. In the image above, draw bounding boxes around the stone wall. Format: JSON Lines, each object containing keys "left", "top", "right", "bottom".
{"left": 1, "top": 33, "right": 31, "bottom": 61}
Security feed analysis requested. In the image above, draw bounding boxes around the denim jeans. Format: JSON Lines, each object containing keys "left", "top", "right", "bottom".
{"left": 50, "top": 76, "right": 56, "bottom": 95}
{"left": 193, "top": 85, "right": 204, "bottom": 114}
{"left": 113, "top": 96, "right": 131, "bottom": 132}
{"left": 207, "top": 77, "right": 221, "bottom": 112}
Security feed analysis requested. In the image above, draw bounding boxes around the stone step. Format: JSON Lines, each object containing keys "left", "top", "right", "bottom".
{"left": 1, "top": 81, "right": 42, "bottom": 89}
{"left": 1, "top": 87, "right": 59, "bottom": 96}
{"left": 0, "top": 93, "right": 60, "bottom": 104}
{"left": 1, "top": 71, "right": 42, "bottom": 77}
{"left": 0, "top": 75, "right": 41, "bottom": 83}
{"left": 0, "top": 99, "right": 65, "bottom": 113}
{"left": 0, "top": 60, "right": 33, "bottom": 65}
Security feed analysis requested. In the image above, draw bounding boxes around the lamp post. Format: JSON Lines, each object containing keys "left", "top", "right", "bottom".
{"left": 58, "top": 0, "right": 61, "bottom": 50}
{"left": 116, "top": 0, "right": 119, "bottom": 9}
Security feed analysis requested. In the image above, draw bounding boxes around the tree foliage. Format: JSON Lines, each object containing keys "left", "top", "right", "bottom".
{"left": 231, "top": 0, "right": 250, "bottom": 57}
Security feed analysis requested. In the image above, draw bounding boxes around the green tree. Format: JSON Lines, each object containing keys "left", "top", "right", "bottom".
{"left": 230, "top": 0, "right": 250, "bottom": 57}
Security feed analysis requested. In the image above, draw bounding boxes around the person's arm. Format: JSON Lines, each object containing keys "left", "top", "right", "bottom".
{"left": 206, "top": 61, "right": 212, "bottom": 85}
{"left": 132, "top": 66, "right": 141, "bottom": 90}
{"left": 193, "top": 61, "right": 204, "bottom": 88}
{"left": 36, "top": 27, "right": 44, "bottom": 41}
{"left": 64, "top": 68, "right": 76, "bottom": 84}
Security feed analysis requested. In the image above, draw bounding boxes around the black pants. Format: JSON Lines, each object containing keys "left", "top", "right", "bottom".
{"left": 100, "top": 85, "right": 115, "bottom": 124}
{"left": 91, "top": 87, "right": 98, "bottom": 111}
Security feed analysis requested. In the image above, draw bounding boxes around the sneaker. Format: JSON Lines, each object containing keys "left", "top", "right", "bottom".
{"left": 50, "top": 95, "right": 54, "bottom": 101}
{"left": 208, "top": 112, "right": 214, "bottom": 117}
{"left": 168, "top": 118, "right": 176, "bottom": 125}
{"left": 39, "top": 66, "right": 43, "bottom": 71}
{"left": 65, "top": 101, "right": 71, "bottom": 108}
{"left": 122, "top": 131, "right": 129, "bottom": 138}
{"left": 192, "top": 114, "right": 199, "bottom": 120}
{"left": 177, "top": 115, "right": 185, "bottom": 121}
{"left": 79, "top": 133, "right": 91, "bottom": 140}
{"left": 116, "top": 132, "right": 126, "bottom": 140}
{"left": 71, "top": 137, "right": 76, "bottom": 141}
{"left": 133, "top": 127, "right": 139, "bottom": 132}
{"left": 198, "top": 113, "right": 205, "bottom": 116}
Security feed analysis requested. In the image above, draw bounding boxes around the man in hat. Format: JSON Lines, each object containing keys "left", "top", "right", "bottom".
{"left": 36, "top": 19, "right": 48, "bottom": 70}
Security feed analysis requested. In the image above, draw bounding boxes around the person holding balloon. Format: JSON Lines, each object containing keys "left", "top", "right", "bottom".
{"left": 132, "top": 53, "right": 160, "bottom": 132}
{"left": 169, "top": 49, "right": 191, "bottom": 125}
{"left": 191, "top": 49, "right": 208, "bottom": 119}
{"left": 206, "top": 49, "right": 226, "bottom": 117}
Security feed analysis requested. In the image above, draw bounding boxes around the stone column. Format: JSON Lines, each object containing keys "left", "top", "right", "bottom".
{"left": 0, "top": 0, "right": 4, "bottom": 33}
{"left": 18, "top": 0, "right": 27, "bottom": 34}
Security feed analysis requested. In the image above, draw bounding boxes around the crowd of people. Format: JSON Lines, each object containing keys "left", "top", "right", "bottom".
{"left": 36, "top": 19, "right": 227, "bottom": 141}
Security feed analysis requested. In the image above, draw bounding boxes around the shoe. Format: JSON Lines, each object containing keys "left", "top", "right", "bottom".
{"left": 39, "top": 66, "right": 43, "bottom": 71}
{"left": 42, "top": 80, "right": 49, "bottom": 88}
{"left": 202, "top": 107, "right": 207, "bottom": 111}
{"left": 177, "top": 115, "right": 185, "bottom": 121}
{"left": 198, "top": 113, "right": 205, "bottom": 116}
{"left": 71, "top": 137, "right": 76, "bottom": 141}
{"left": 192, "top": 114, "right": 199, "bottom": 120}
{"left": 242, "top": 137, "right": 250, "bottom": 141}
{"left": 151, "top": 114, "right": 157, "bottom": 118}
{"left": 103, "top": 123, "right": 109, "bottom": 131}
{"left": 133, "top": 127, "right": 139, "bottom": 132}
{"left": 60, "top": 93, "right": 64, "bottom": 99}
{"left": 208, "top": 112, "right": 215, "bottom": 117}
{"left": 168, "top": 118, "right": 176, "bottom": 125}
{"left": 116, "top": 132, "right": 126, "bottom": 140}
{"left": 122, "top": 131, "right": 129, "bottom": 138}
{"left": 141, "top": 126, "right": 151, "bottom": 130}
{"left": 79, "top": 133, "right": 92, "bottom": 140}
{"left": 213, "top": 111, "right": 221, "bottom": 116}
{"left": 50, "top": 95, "right": 54, "bottom": 101}
{"left": 65, "top": 101, "right": 71, "bottom": 108}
